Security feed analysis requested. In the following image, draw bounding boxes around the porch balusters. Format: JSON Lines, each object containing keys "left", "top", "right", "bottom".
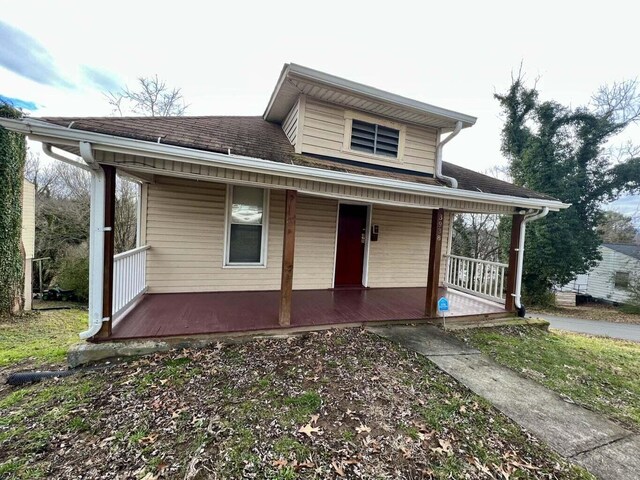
{"left": 112, "top": 245, "right": 150, "bottom": 320}
{"left": 444, "top": 254, "right": 508, "bottom": 304}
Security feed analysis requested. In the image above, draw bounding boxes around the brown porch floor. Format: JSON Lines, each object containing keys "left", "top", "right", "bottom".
{"left": 109, "top": 288, "right": 506, "bottom": 340}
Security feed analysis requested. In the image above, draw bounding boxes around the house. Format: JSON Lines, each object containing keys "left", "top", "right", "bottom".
{"left": 0, "top": 64, "right": 568, "bottom": 341}
{"left": 561, "top": 244, "right": 640, "bottom": 304}
{"left": 21, "top": 179, "right": 35, "bottom": 311}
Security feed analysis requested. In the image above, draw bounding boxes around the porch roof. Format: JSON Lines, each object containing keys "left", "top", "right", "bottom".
{"left": 34, "top": 115, "right": 558, "bottom": 203}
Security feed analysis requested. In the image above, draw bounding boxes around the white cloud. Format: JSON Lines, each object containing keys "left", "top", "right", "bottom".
{"left": 1, "top": 0, "right": 638, "bottom": 180}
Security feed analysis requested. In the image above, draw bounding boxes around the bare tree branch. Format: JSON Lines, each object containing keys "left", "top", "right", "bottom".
{"left": 591, "top": 78, "right": 640, "bottom": 126}
{"left": 106, "top": 74, "right": 188, "bottom": 117}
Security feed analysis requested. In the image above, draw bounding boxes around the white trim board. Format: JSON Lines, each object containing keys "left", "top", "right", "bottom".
{"left": 222, "top": 185, "right": 270, "bottom": 269}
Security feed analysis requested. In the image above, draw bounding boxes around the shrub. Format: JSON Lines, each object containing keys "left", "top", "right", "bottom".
{"left": 55, "top": 244, "right": 89, "bottom": 302}
{"left": 523, "top": 287, "right": 556, "bottom": 308}
{"left": 622, "top": 277, "right": 640, "bottom": 314}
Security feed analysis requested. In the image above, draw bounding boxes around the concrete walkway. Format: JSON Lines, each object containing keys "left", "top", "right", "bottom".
{"left": 529, "top": 314, "right": 640, "bottom": 342}
{"left": 368, "top": 325, "right": 640, "bottom": 480}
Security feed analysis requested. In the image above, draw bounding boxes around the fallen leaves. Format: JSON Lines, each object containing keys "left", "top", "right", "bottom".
{"left": 430, "top": 438, "right": 454, "bottom": 456}
{"left": 355, "top": 424, "right": 371, "bottom": 434}
{"left": 271, "top": 458, "right": 315, "bottom": 471}
{"left": 0, "top": 327, "right": 586, "bottom": 479}
{"left": 298, "top": 423, "right": 322, "bottom": 438}
{"left": 271, "top": 458, "right": 288, "bottom": 469}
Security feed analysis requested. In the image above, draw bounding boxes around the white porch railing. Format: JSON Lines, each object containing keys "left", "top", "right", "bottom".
{"left": 445, "top": 254, "right": 508, "bottom": 304}
{"left": 113, "top": 245, "right": 150, "bottom": 319}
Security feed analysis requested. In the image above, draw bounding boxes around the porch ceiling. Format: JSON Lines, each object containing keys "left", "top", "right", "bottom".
{"left": 109, "top": 288, "right": 505, "bottom": 340}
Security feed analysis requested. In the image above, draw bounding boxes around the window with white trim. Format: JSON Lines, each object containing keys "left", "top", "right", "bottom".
{"left": 350, "top": 119, "right": 400, "bottom": 158}
{"left": 226, "top": 186, "right": 268, "bottom": 266}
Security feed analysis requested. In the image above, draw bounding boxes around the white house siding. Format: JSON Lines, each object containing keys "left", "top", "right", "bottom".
{"left": 146, "top": 177, "right": 284, "bottom": 293}
{"left": 368, "top": 207, "right": 452, "bottom": 288}
{"left": 300, "top": 99, "right": 437, "bottom": 174}
{"left": 585, "top": 246, "right": 640, "bottom": 304}
{"left": 145, "top": 177, "right": 339, "bottom": 293}
{"left": 292, "top": 195, "right": 338, "bottom": 289}
{"left": 282, "top": 99, "right": 299, "bottom": 145}
{"left": 21, "top": 180, "right": 36, "bottom": 310}
{"left": 144, "top": 176, "right": 453, "bottom": 293}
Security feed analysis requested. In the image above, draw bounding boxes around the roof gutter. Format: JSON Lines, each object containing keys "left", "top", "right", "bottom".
{"left": 42, "top": 143, "right": 90, "bottom": 171}
{"left": 514, "top": 207, "right": 550, "bottom": 316}
{"left": 435, "top": 121, "right": 462, "bottom": 188}
{"left": 0, "top": 117, "right": 568, "bottom": 211}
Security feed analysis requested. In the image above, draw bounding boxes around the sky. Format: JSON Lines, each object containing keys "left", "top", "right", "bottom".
{"left": 1, "top": 0, "right": 638, "bottom": 219}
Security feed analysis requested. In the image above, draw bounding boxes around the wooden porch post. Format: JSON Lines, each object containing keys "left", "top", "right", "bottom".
{"left": 95, "top": 165, "right": 116, "bottom": 338}
{"left": 505, "top": 214, "right": 525, "bottom": 312}
{"left": 279, "top": 190, "right": 297, "bottom": 326}
{"left": 425, "top": 208, "right": 445, "bottom": 318}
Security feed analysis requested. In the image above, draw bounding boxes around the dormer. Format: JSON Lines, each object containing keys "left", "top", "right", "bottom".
{"left": 264, "top": 64, "right": 476, "bottom": 175}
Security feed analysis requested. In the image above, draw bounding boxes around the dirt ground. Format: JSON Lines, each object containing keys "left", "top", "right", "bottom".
{"left": 0, "top": 328, "right": 592, "bottom": 479}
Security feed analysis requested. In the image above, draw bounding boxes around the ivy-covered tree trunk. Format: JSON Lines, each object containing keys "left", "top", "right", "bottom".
{"left": 495, "top": 75, "right": 640, "bottom": 306}
{"left": 0, "top": 104, "right": 26, "bottom": 316}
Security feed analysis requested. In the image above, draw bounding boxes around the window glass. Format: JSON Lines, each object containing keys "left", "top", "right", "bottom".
{"left": 229, "top": 224, "right": 262, "bottom": 263}
{"left": 228, "top": 186, "right": 265, "bottom": 264}
{"left": 614, "top": 271, "right": 630, "bottom": 289}
{"left": 231, "top": 186, "right": 263, "bottom": 224}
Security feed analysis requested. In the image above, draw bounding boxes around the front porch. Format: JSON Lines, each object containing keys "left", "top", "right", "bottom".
{"left": 89, "top": 169, "right": 528, "bottom": 342}
{"left": 108, "top": 287, "right": 507, "bottom": 340}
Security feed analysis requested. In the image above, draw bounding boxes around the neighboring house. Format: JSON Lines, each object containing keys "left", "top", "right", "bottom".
{"left": 567, "top": 244, "right": 640, "bottom": 304}
{"left": 557, "top": 243, "right": 640, "bottom": 303}
{"left": 0, "top": 64, "right": 568, "bottom": 341}
{"left": 21, "top": 179, "right": 35, "bottom": 311}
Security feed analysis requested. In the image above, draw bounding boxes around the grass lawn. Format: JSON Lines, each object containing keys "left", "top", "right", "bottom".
{"left": 0, "top": 309, "right": 86, "bottom": 368}
{"left": 455, "top": 326, "right": 640, "bottom": 433}
{"left": 531, "top": 303, "right": 640, "bottom": 324}
{"left": 0, "top": 311, "right": 594, "bottom": 479}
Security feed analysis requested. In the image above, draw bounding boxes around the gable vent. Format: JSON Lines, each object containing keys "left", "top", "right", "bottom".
{"left": 350, "top": 119, "right": 399, "bottom": 158}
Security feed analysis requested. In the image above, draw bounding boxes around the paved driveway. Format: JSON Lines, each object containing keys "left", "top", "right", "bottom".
{"left": 530, "top": 314, "right": 640, "bottom": 342}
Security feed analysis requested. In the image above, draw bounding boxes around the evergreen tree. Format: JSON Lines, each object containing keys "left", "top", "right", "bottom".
{"left": 496, "top": 75, "right": 640, "bottom": 304}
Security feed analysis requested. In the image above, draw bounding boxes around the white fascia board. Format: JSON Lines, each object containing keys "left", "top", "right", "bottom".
{"left": 0, "top": 117, "right": 569, "bottom": 211}
{"left": 263, "top": 63, "right": 291, "bottom": 121}
{"left": 264, "top": 63, "right": 477, "bottom": 127}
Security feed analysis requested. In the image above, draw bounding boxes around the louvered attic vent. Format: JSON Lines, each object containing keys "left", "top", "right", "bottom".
{"left": 350, "top": 120, "right": 400, "bottom": 158}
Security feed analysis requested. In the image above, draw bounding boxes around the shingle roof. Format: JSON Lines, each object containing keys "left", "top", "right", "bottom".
{"left": 40, "top": 115, "right": 556, "bottom": 202}
{"left": 603, "top": 243, "right": 640, "bottom": 261}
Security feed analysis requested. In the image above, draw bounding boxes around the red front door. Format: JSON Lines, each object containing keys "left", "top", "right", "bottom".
{"left": 334, "top": 204, "right": 368, "bottom": 287}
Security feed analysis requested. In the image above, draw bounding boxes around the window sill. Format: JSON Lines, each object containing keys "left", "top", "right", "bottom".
{"left": 341, "top": 147, "right": 403, "bottom": 164}
{"left": 223, "top": 263, "right": 268, "bottom": 269}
